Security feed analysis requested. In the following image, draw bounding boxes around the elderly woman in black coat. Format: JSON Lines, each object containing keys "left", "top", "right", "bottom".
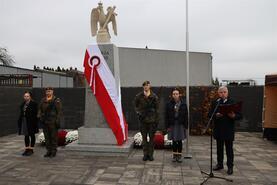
{"left": 165, "top": 88, "right": 188, "bottom": 163}
{"left": 18, "top": 91, "right": 39, "bottom": 156}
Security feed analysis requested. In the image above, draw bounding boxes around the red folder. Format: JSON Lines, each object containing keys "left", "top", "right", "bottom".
{"left": 218, "top": 101, "right": 242, "bottom": 115}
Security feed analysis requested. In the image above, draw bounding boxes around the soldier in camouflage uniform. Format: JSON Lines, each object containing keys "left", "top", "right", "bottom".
{"left": 134, "top": 81, "right": 159, "bottom": 161}
{"left": 38, "top": 87, "right": 62, "bottom": 158}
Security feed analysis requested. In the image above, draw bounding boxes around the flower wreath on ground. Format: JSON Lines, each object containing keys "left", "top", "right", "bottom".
{"left": 38, "top": 130, "right": 78, "bottom": 146}
{"left": 133, "top": 131, "right": 172, "bottom": 149}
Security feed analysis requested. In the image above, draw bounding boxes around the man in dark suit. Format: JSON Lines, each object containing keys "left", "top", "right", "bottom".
{"left": 209, "top": 86, "right": 242, "bottom": 175}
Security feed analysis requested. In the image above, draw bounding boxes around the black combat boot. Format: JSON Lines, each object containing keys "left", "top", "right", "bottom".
{"left": 148, "top": 156, "right": 154, "bottom": 161}
{"left": 143, "top": 155, "right": 148, "bottom": 161}
{"left": 25, "top": 149, "right": 34, "bottom": 156}
{"left": 50, "top": 151, "right": 56, "bottom": 158}
{"left": 227, "top": 167, "right": 233, "bottom": 175}
{"left": 22, "top": 149, "right": 28, "bottom": 156}
{"left": 44, "top": 151, "right": 51, "bottom": 158}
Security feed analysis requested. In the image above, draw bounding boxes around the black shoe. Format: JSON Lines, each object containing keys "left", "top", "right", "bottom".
{"left": 44, "top": 151, "right": 51, "bottom": 158}
{"left": 227, "top": 168, "right": 233, "bottom": 175}
{"left": 25, "top": 149, "right": 34, "bottom": 156}
{"left": 143, "top": 155, "right": 148, "bottom": 161}
{"left": 213, "top": 165, "right": 224, "bottom": 171}
{"left": 22, "top": 149, "right": 28, "bottom": 156}
{"left": 148, "top": 156, "right": 154, "bottom": 161}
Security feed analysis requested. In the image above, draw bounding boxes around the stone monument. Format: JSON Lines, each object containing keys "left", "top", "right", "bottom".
{"left": 66, "top": 2, "right": 133, "bottom": 156}
{"left": 79, "top": 44, "right": 122, "bottom": 145}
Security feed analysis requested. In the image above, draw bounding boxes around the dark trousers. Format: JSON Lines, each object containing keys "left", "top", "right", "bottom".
{"left": 43, "top": 123, "right": 58, "bottom": 153}
{"left": 140, "top": 122, "right": 156, "bottom": 157}
{"left": 24, "top": 134, "right": 36, "bottom": 147}
{"left": 216, "top": 139, "right": 234, "bottom": 168}
{"left": 172, "top": 140, "right": 182, "bottom": 154}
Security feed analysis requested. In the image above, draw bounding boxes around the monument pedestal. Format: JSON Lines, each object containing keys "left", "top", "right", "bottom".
{"left": 64, "top": 137, "right": 133, "bottom": 157}
{"left": 96, "top": 29, "right": 111, "bottom": 43}
{"left": 66, "top": 44, "right": 133, "bottom": 156}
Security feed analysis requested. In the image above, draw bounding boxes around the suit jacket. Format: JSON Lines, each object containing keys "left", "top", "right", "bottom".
{"left": 209, "top": 97, "right": 242, "bottom": 141}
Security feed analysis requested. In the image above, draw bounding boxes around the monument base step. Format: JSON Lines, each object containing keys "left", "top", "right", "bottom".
{"left": 64, "top": 137, "right": 134, "bottom": 157}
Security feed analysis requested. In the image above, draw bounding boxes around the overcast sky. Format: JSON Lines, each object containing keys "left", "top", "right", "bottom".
{"left": 0, "top": 0, "right": 276, "bottom": 84}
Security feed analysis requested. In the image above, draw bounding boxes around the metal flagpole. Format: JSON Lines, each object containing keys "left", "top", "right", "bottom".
{"left": 184, "top": 0, "right": 192, "bottom": 159}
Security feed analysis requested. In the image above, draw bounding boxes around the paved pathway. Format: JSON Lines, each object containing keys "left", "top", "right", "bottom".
{"left": 0, "top": 132, "right": 276, "bottom": 185}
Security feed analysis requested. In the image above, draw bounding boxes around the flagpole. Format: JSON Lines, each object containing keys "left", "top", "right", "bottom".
{"left": 184, "top": 0, "right": 192, "bottom": 159}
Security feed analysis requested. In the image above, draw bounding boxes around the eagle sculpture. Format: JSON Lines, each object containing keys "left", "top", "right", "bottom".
{"left": 91, "top": 2, "right": 117, "bottom": 43}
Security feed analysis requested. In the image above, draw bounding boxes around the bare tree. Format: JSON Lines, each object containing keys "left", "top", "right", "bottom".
{"left": 0, "top": 47, "right": 15, "bottom": 66}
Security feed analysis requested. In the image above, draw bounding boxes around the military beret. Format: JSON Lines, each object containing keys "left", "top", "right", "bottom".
{"left": 45, "top": 87, "right": 54, "bottom": 91}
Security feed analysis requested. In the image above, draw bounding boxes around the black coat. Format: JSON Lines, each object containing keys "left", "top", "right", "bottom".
{"left": 165, "top": 99, "right": 188, "bottom": 129}
{"left": 209, "top": 97, "right": 242, "bottom": 141}
{"left": 18, "top": 100, "right": 39, "bottom": 135}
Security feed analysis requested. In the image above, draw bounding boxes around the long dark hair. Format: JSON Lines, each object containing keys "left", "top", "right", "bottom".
{"left": 170, "top": 87, "right": 184, "bottom": 99}
{"left": 24, "top": 91, "right": 33, "bottom": 99}
{"left": 171, "top": 87, "right": 180, "bottom": 94}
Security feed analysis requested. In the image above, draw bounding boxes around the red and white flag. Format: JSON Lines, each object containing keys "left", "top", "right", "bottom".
{"left": 83, "top": 45, "right": 128, "bottom": 145}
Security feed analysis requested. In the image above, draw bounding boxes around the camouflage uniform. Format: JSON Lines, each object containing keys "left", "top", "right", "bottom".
{"left": 134, "top": 91, "right": 159, "bottom": 158}
{"left": 38, "top": 96, "right": 62, "bottom": 155}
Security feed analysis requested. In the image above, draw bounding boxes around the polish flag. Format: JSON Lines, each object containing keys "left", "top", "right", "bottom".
{"left": 83, "top": 45, "right": 128, "bottom": 145}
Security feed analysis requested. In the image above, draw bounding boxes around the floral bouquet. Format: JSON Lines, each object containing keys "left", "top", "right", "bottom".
{"left": 133, "top": 131, "right": 172, "bottom": 149}
{"left": 164, "top": 134, "right": 172, "bottom": 148}
{"left": 38, "top": 132, "right": 45, "bottom": 144}
{"left": 133, "top": 132, "right": 143, "bottom": 148}
{"left": 37, "top": 130, "right": 79, "bottom": 146}
{"left": 65, "top": 130, "right": 78, "bottom": 144}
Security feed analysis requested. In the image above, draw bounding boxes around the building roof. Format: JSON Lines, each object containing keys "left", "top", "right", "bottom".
{"left": 265, "top": 74, "right": 277, "bottom": 86}
{"left": 0, "top": 64, "right": 71, "bottom": 77}
{"left": 118, "top": 46, "right": 212, "bottom": 55}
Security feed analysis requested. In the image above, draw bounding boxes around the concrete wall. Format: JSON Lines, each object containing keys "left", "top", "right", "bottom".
{"left": 41, "top": 73, "right": 60, "bottom": 87}
{"left": 1, "top": 47, "right": 212, "bottom": 88}
{"left": 118, "top": 47, "right": 212, "bottom": 87}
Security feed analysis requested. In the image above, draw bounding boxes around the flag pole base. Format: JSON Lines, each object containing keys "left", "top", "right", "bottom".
{"left": 183, "top": 153, "right": 192, "bottom": 159}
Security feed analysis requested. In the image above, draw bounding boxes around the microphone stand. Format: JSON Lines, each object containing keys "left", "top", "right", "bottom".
{"left": 200, "top": 100, "right": 233, "bottom": 185}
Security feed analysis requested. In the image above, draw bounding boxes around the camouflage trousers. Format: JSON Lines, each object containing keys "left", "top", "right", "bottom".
{"left": 43, "top": 123, "right": 58, "bottom": 153}
{"left": 140, "top": 122, "right": 157, "bottom": 157}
